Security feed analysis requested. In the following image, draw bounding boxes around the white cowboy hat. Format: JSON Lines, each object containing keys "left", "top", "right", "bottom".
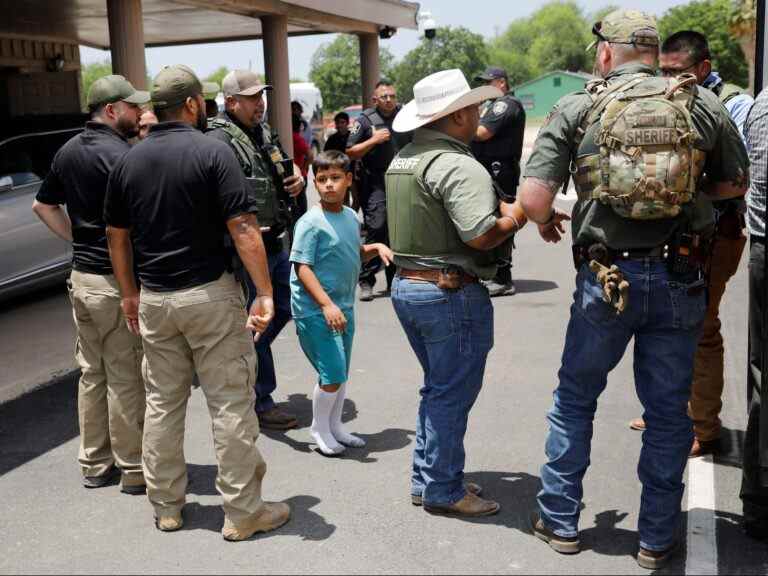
{"left": 393, "top": 69, "right": 502, "bottom": 133}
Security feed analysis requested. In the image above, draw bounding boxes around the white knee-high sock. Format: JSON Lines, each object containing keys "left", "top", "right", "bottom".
{"left": 310, "top": 384, "right": 345, "bottom": 455}
{"left": 331, "top": 381, "right": 366, "bottom": 447}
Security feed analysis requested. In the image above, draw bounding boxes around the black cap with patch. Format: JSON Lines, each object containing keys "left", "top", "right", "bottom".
{"left": 475, "top": 67, "right": 509, "bottom": 82}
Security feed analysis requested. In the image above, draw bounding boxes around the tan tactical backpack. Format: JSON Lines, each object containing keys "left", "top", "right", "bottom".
{"left": 573, "top": 73, "right": 706, "bottom": 220}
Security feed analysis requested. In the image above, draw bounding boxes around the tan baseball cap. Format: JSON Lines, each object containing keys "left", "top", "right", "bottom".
{"left": 587, "top": 9, "right": 659, "bottom": 51}
{"left": 222, "top": 70, "right": 272, "bottom": 97}
{"left": 151, "top": 64, "right": 203, "bottom": 110}
{"left": 87, "top": 75, "right": 150, "bottom": 108}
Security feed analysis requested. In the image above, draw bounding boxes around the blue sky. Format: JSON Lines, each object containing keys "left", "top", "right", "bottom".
{"left": 80, "top": 0, "right": 689, "bottom": 80}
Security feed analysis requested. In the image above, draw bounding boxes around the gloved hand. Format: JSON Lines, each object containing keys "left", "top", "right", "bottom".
{"left": 589, "top": 260, "right": 630, "bottom": 314}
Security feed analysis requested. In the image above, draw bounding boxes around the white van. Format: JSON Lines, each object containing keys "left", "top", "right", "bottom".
{"left": 290, "top": 82, "right": 324, "bottom": 154}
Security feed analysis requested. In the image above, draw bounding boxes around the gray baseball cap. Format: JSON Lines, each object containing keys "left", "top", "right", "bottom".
{"left": 87, "top": 75, "right": 150, "bottom": 108}
{"left": 222, "top": 70, "right": 272, "bottom": 97}
{"left": 151, "top": 64, "right": 203, "bottom": 110}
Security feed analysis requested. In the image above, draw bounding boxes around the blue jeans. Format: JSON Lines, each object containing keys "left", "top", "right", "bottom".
{"left": 538, "top": 260, "right": 706, "bottom": 551}
{"left": 391, "top": 277, "right": 494, "bottom": 505}
{"left": 244, "top": 250, "right": 292, "bottom": 414}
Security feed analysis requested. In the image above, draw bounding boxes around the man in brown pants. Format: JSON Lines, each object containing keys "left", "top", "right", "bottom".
{"left": 33, "top": 75, "right": 149, "bottom": 494}
{"left": 629, "top": 32, "right": 752, "bottom": 456}
{"left": 105, "top": 65, "right": 290, "bottom": 540}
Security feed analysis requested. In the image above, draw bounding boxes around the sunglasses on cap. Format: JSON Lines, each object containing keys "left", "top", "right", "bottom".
{"left": 592, "top": 21, "right": 608, "bottom": 43}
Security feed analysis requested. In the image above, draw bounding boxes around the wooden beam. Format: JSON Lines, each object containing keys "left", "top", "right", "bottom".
{"left": 174, "top": 0, "right": 380, "bottom": 34}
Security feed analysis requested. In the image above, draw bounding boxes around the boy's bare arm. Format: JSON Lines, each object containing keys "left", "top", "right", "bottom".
{"left": 360, "top": 242, "right": 394, "bottom": 264}
{"left": 296, "top": 262, "right": 347, "bottom": 333}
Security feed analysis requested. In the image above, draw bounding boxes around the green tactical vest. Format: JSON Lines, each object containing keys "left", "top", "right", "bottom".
{"left": 385, "top": 139, "right": 498, "bottom": 272}
{"left": 208, "top": 117, "right": 282, "bottom": 227}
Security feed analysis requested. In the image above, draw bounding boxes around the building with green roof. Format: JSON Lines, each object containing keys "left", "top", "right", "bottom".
{"left": 513, "top": 70, "right": 595, "bottom": 119}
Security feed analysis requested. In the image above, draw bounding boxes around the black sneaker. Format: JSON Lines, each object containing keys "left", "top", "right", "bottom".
{"left": 530, "top": 511, "right": 580, "bottom": 554}
{"left": 83, "top": 465, "right": 120, "bottom": 489}
{"left": 359, "top": 285, "right": 374, "bottom": 302}
{"left": 637, "top": 541, "right": 679, "bottom": 570}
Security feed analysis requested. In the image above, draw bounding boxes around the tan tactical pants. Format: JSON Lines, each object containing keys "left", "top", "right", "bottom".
{"left": 690, "top": 231, "right": 747, "bottom": 442}
{"left": 139, "top": 272, "right": 267, "bottom": 523}
{"left": 69, "top": 270, "right": 145, "bottom": 483}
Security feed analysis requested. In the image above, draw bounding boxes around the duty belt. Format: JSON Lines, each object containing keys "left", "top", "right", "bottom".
{"left": 572, "top": 244, "right": 667, "bottom": 269}
{"left": 397, "top": 267, "right": 479, "bottom": 287}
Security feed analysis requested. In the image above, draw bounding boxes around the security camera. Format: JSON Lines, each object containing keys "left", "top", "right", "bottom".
{"left": 379, "top": 25, "right": 396, "bottom": 39}
{"left": 418, "top": 10, "right": 437, "bottom": 40}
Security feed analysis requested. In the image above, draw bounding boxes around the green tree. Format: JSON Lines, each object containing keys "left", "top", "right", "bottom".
{"left": 80, "top": 60, "right": 113, "bottom": 110}
{"left": 488, "top": 2, "right": 590, "bottom": 86}
{"left": 393, "top": 27, "right": 488, "bottom": 101}
{"left": 205, "top": 66, "right": 231, "bottom": 86}
{"left": 309, "top": 35, "right": 394, "bottom": 111}
{"left": 659, "top": 0, "right": 749, "bottom": 87}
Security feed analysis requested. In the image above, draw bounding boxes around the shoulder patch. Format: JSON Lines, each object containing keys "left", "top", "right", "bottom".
{"left": 542, "top": 106, "right": 559, "bottom": 129}
{"left": 492, "top": 101, "right": 508, "bottom": 116}
{"left": 350, "top": 121, "right": 361, "bottom": 135}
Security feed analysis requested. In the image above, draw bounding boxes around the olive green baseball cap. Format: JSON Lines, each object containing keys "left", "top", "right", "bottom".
{"left": 151, "top": 64, "right": 203, "bottom": 110}
{"left": 202, "top": 82, "right": 220, "bottom": 100}
{"left": 587, "top": 9, "right": 659, "bottom": 51}
{"left": 86, "top": 75, "right": 150, "bottom": 108}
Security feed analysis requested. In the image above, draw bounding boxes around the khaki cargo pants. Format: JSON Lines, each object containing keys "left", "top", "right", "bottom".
{"left": 69, "top": 270, "right": 145, "bottom": 483}
{"left": 690, "top": 230, "right": 747, "bottom": 441}
{"left": 139, "top": 272, "right": 267, "bottom": 523}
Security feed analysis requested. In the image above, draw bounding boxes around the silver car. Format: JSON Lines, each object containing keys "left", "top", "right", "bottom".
{"left": 0, "top": 128, "right": 81, "bottom": 301}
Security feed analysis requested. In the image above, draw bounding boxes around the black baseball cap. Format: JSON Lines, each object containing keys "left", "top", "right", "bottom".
{"left": 475, "top": 67, "right": 509, "bottom": 82}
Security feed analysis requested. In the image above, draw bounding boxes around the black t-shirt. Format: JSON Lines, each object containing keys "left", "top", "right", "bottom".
{"left": 104, "top": 121, "right": 257, "bottom": 292}
{"left": 35, "top": 122, "right": 130, "bottom": 275}
{"left": 324, "top": 131, "right": 349, "bottom": 153}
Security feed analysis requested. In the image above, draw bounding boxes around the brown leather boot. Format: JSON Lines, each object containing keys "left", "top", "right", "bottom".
{"left": 423, "top": 492, "right": 500, "bottom": 517}
{"left": 258, "top": 407, "right": 298, "bottom": 430}
{"left": 637, "top": 541, "right": 679, "bottom": 570}
{"left": 530, "top": 511, "right": 580, "bottom": 554}
{"left": 222, "top": 502, "right": 291, "bottom": 541}
{"left": 689, "top": 437, "right": 720, "bottom": 458}
{"left": 411, "top": 482, "right": 482, "bottom": 506}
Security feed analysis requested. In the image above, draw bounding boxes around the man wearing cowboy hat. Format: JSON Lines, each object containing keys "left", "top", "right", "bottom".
{"left": 518, "top": 10, "right": 748, "bottom": 568}
{"left": 386, "top": 69, "right": 551, "bottom": 517}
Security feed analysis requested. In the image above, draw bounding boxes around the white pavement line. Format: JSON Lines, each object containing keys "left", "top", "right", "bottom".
{"left": 686, "top": 454, "right": 718, "bottom": 576}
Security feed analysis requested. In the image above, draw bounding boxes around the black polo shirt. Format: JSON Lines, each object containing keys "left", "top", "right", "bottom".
{"left": 36, "top": 122, "right": 131, "bottom": 275}
{"left": 104, "top": 121, "right": 257, "bottom": 292}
